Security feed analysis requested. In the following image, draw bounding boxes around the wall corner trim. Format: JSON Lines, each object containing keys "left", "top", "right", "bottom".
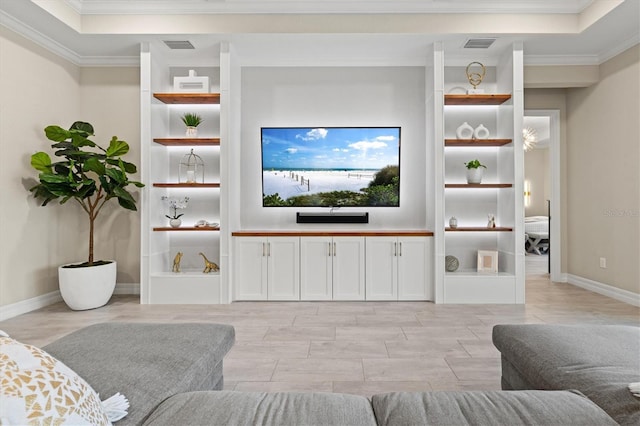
{"left": 566, "top": 274, "right": 640, "bottom": 307}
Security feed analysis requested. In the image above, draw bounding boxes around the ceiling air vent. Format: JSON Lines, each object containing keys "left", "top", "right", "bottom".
{"left": 163, "top": 40, "right": 195, "bottom": 50}
{"left": 463, "top": 38, "right": 496, "bottom": 49}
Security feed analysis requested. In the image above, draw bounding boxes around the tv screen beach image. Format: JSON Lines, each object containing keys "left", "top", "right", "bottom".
{"left": 261, "top": 127, "right": 400, "bottom": 207}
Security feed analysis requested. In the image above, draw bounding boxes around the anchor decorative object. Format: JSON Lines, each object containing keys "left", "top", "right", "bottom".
{"left": 466, "top": 61, "right": 486, "bottom": 94}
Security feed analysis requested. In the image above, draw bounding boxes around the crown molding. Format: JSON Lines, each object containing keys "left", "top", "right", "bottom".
{"left": 0, "top": 9, "right": 81, "bottom": 65}
{"left": 63, "top": 0, "right": 595, "bottom": 15}
{"left": 598, "top": 33, "right": 640, "bottom": 64}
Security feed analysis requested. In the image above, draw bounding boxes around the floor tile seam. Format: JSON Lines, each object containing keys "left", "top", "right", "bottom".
{"left": 442, "top": 357, "right": 460, "bottom": 380}
{"left": 268, "top": 359, "right": 280, "bottom": 381}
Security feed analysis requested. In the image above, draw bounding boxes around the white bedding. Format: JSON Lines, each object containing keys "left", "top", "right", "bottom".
{"left": 525, "top": 216, "right": 549, "bottom": 234}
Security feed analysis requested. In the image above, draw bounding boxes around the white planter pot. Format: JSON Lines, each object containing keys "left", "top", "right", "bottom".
{"left": 58, "top": 261, "right": 117, "bottom": 310}
{"left": 466, "top": 168, "right": 484, "bottom": 184}
{"left": 170, "top": 218, "right": 182, "bottom": 228}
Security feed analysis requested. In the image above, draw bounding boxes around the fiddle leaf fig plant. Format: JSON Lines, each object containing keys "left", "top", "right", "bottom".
{"left": 29, "top": 121, "right": 144, "bottom": 266}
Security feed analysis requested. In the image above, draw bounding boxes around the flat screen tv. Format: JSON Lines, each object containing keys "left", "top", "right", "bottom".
{"left": 261, "top": 127, "right": 400, "bottom": 207}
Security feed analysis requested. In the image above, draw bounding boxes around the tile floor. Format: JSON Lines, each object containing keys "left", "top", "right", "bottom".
{"left": 1, "top": 262, "right": 638, "bottom": 397}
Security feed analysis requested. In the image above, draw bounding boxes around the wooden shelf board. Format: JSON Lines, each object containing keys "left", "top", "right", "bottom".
{"left": 153, "top": 226, "right": 220, "bottom": 232}
{"left": 445, "top": 227, "right": 513, "bottom": 232}
{"left": 444, "top": 94, "right": 511, "bottom": 106}
{"left": 232, "top": 230, "right": 434, "bottom": 237}
{"left": 153, "top": 138, "right": 220, "bottom": 146}
{"left": 152, "top": 183, "right": 220, "bottom": 188}
{"left": 445, "top": 183, "right": 513, "bottom": 188}
{"left": 153, "top": 93, "right": 220, "bottom": 104}
{"left": 445, "top": 139, "right": 512, "bottom": 147}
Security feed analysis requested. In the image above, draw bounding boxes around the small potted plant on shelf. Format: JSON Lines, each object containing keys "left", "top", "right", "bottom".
{"left": 162, "top": 196, "right": 189, "bottom": 228}
{"left": 181, "top": 113, "right": 203, "bottom": 137}
{"left": 29, "top": 121, "right": 144, "bottom": 310}
{"left": 464, "top": 159, "right": 487, "bottom": 184}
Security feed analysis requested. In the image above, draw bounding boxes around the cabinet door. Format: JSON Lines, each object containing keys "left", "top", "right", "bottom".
{"left": 333, "top": 237, "right": 365, "bottom": 301}
{"left": 397, "top": 237, "right": 432, "bottom": 300}
{"left": 267, "top": 237, "right": 300, "bottom": 301}
{"left": 234, "top": 237, "right": 268, "bottom": 300}
{"left": 365, "top": 237, "right": 398, "bottom": 300}
{"left": 300, "top": 237, "right": 333, "bottom": 300}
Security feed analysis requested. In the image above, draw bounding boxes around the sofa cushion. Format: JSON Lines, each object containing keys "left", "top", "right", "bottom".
{"left": 0, "top": 332, "right": 111, "bottom": 425}
{"left": 371, "top": 390, "right": 617, "bottom": 426}
{"left": 142, "top": 390, "right": 378, "bottom": 426}
{"left": 43, "top": 322, "right": 235, "bottom": 426}
{"left": 492, "top": 324, "right": 640, "bottom": 426}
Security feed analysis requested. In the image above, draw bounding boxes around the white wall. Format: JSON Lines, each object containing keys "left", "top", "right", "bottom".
{"left": 238, "top": 66, "right": 427, "bottom": 230}
{"left": 0, "top": 27, "right": 80, "bottom": 305}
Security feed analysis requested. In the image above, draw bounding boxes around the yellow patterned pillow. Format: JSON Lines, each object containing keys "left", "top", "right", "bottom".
{"left": 0, "top": 333, "right": 111, "bottom": 425}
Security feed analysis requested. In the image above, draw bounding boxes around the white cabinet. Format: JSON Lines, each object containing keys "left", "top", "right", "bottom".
{"left": 300, "top": 237, "right": 365, "bottom": 301}
{"left": 366, "top": 237, "right": 432, "bottom": 301}
{"left": 235, "top": 237, "right": 299, "bottom": 301}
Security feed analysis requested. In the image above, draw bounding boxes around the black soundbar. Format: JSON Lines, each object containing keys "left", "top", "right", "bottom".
{"left": 296, "top": 212, "right": 369, "bottom": 224}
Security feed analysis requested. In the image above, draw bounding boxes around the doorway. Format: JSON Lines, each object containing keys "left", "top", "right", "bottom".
{"left": 523, "top": 110, "right": 561, "bottom": 282}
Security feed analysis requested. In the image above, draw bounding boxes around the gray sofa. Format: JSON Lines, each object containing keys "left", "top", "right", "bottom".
{"left": 43, "top": 322, "right": 637, "bottom": 425}
{"left": 493, "top": 324, "right": 640, "bottom": 426}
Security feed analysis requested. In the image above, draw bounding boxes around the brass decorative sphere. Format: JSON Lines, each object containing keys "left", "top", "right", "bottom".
{"left": 466, "top": 62, "right": 486, "bottom": 89}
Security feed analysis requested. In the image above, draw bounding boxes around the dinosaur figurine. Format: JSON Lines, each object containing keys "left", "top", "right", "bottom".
{"left": 172, "top": 252, "right": 183, "bottom": 273}
{"left": 199, "top": 252, "right": 219, "bottom": 273}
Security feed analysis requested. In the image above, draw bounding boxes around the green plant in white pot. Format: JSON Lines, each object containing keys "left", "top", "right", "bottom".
{"left": 29, "top": 121, "right": 144, "bottom": 310}
{"left": 181, "top": 113, "right": 203, "bottom": 137}
{"left": 464, "top": 159, "right": 487, "bottom": 184}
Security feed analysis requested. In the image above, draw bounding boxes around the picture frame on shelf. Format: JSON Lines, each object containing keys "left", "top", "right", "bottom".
{"left": 477, "top": 250, "right": 498, "bottom": 273}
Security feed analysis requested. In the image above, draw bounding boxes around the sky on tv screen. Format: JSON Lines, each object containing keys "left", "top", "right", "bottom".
{"left": 261, "top": 127, "right": 400, "bottom": 171}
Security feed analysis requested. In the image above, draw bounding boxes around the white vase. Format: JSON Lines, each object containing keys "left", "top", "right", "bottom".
{"left": 170, "top": 218, "right": 182, "bottom": 228}
{"left": 466, "top": 168, "right": 484, "bottom": 184}
{"left": 456, "top": 122, "right": 474, "bottom": 139}
{"left": 185, "top": 126, "right": 198, "bottom": 137}
{"left": 449, "top": 217, "right": 458, "bottom": 228}
{"left": 58, "top": 261, "right": 117, "bottom": 310}
{"left": 474, "top": 124, "right": 490, "bottom": 139}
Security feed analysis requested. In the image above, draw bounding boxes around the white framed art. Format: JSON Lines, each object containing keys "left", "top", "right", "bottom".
{"left": 477, "top": 250, "right": 498, "bottom": 273}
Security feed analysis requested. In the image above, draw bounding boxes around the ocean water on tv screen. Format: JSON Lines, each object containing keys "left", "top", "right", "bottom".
{"left": 261, "top": 127, "right": 400, "bottom": 207}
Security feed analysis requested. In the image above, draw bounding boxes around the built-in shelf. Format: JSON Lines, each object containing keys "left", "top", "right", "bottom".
{"left": 445, "top": 139, "right": 512, "bottom": 147}
{"left": 444, "top": 94, "right": 511, "bottom": 106}
{"left": 445, "top": 183, "right": 512, "bottom": 188}
{"left": 153, "top": 93, "right": 220, "bottom": 104}
{"left": 152, "top": 183, "right": 220, "bottom": 188}
{"left": 232, "top": 230, "right": 434, "bottom": 237}
{"left": 153, "top": 138, "right": 220, "bottom": 146}
{"left": 153, "top": 226, "right": 220, "bottom": 232}
{"left": 445, "top": 227, "right": 513, "bottom": 232}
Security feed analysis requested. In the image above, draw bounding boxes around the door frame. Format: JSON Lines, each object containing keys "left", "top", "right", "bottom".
{"left": 524, "top": 109, "right": 562, "bottom": 282}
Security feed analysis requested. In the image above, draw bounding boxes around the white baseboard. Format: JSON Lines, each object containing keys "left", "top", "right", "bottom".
{"left": 566, "top": 274, "right": 640, "bottom": 307}
{"left": 114, "top": 282, "right": 140, "bottom": 295}
{"left": 0, "top": 283, "right": 141, "bottom": 321}
{"left": 0, "top": 291, "right": 62, "bottom": 322}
